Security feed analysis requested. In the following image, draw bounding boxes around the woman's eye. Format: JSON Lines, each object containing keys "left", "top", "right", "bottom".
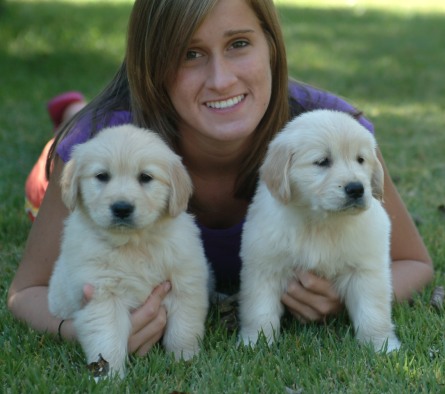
{"left": 231, "top": 40, "right": 249, "bottom": 50}
{"left": 95, "top": 172, "right": 110, "bottom": 182}
{"left": 139, "top": 173, "right": 153, "bottom": 184}
{"left": 185, "top": 50, "right": 202, "bottom": 61}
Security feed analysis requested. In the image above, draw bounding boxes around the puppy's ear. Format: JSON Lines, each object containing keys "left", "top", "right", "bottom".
{"left": 371, "top": 156, "right": 385, "bottom": 201}
{"left": 260, "top": 141, "right": 294, "bottom": 204}
{"left": 60, "top": 159, "right": 80, "bottom": 210}
{"left": 167, "top": 159, "right": 193, "bottom": 217}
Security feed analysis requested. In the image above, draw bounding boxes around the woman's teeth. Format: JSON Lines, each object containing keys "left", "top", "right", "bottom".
{"left": 206, "top": 95, "right": 244, "bottom": 109}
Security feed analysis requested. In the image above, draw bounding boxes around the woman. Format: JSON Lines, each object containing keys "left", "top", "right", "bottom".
{"left": 8, "top": 0, "right": 433, "bottom": 356}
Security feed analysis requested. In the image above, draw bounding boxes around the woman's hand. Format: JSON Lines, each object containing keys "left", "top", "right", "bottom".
{"left": 128, "top": 281, "right": 171, "bottom": 355}
{"left": 82, "top": 281, "right": 171, "bottom": 356}
{"left": 281, "top": 271, "right": 343, "bottom": 323}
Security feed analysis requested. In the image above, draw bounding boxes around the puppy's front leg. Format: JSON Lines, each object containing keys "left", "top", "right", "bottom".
{"left": 342, "top": 271, "right": 401, "bottom": 352}
{"left": 48, "top": 264, "right": 83, "bottom": 319}
{"left": 74, "top": 297, "right": 132, "bottom": 378}
{"left": 238, "top": 269, "right": 284, "bottom": 346}
{"left": 162, "top": 288, "right": 208, "bottom": 361}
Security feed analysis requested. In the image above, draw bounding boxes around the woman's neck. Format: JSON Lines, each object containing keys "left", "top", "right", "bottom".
{"left": 178, "top": 135, "right": 251, "bottom": 228}
{"left": 179, "top": 133, "right": 251, "bottom": 177}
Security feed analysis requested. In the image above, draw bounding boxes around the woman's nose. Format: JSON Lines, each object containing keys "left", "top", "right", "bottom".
{"left": 206, "top": 55, "right": 237, "bottom": 91}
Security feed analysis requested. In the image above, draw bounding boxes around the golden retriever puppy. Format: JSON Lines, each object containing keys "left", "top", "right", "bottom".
{"left": 239, "top": 109, "right": 400, "bottom": 352}
{"left": 48, "top": 125, "right": 209, "bottom": 378}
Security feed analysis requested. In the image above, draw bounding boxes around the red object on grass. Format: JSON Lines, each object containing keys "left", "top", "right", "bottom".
{"left": 25, "top": 91, "right": 85, "bottom": 221}
{"left": 47, "top": 91, "right": 85, "bottom": 129}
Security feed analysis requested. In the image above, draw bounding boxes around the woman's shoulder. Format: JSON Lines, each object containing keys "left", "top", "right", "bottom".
{"left": 56, "top": 110, "right": 132, "bottom": 162}
{"left": 288, "top": 79, "right": 374, "bottom": 133}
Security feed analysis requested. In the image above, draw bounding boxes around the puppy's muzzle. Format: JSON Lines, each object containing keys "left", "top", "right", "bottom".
{"left": 345, "top": 182, "right": 364, "bottom": 200}
{"left": 111, "top": 201, "right": 135, "bottom": 225}
{"left": 343, "top": 182, "right": 366, "bottom": 209}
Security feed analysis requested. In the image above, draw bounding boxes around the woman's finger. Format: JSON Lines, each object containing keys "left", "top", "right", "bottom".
{"left": 281, "top": 295, "right": 314, "bottom": 323}
{"left": 281, "top": 281, "right": 325, "bottom": 322}
{"left": 81, "top": 283, "right": 95, "bottom": 306}
{"left": 130, "top": 281, "right": 171, "bottom": 334}
{"left": 127, "top": 281, "right": 171, "bottom": 354}
{"left": 282, "top": 274, "right": 342, "bottom": 321}
{"left": 298, "top": 271, "right": 340, "bottom": 300}
{"left": 130, "top": 306, "right": 168, "bottom": 356}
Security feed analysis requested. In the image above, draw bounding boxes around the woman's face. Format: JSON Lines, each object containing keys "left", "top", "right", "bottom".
{"left": 168, "top": 0, "right": 272, "bottom": 148}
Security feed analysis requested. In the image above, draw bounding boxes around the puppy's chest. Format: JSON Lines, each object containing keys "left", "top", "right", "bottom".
{"left": 94, "top": 244, "right": 168, "bottom": 302}
{"left": 294, "top": 228, "right": 357, "bottom": 278}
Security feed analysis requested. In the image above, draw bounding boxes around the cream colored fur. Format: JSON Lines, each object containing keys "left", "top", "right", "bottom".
{"left": 48, "top": 125, "right": 209, "bottom": 378}
{"left": 239, "top": 109, "right": 400, "bottom": 352}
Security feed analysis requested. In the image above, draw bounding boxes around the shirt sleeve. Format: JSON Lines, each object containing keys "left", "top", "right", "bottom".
{"left": 56, "top": 110, "right": 132, "bottom": 162}
{"left": 288, "top": 80, "right": 374, "bottom": 133}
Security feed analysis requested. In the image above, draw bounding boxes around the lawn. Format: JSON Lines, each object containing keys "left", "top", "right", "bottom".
{"left": 0, "top": 0, "right": 444, "bottom": 392}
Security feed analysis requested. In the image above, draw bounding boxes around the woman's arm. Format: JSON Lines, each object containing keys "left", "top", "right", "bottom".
{"left": 7, "top": 158, "right": 170, "bottom": 353}
{"left": 281, "top": 149, "right": 434, "bottom": 322}
{"left": 8, "top": 158, "right": 69, "bottom": 334}
{"left": 377, "top": 149, "right": 434, "bottom": 301}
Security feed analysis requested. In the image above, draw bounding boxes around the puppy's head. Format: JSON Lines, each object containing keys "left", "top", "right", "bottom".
{"left": 261, "top": 110, "right": 384, "bottom": 215}
{"left": 61, "top": 125, "right": 192, "bottom": 230}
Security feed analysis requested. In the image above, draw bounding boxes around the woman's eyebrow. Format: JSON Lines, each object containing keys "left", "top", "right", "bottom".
{"left": 190, "top": 29, "right": 256, "bottom": 45}
{"left": 224, "top": 29, "right": 255, "bottom": 37}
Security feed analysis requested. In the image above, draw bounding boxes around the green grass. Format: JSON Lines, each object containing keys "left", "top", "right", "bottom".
{"left": 1, "top": 0, "right": 444, "bottom": 392}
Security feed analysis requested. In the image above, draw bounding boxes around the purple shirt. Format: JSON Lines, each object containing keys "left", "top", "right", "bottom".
{"left": 57, "top": 111, "right": 133, "bottom": 162}
{"left": 57, "top": 81, "right": 374, "bottom": 292}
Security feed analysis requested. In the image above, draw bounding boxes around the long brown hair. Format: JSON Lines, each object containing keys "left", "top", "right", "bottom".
{"left": 48, "top": 0, "right": 290, "bottom": 200}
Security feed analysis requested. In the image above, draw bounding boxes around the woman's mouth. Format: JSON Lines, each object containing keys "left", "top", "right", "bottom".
{"left": 205, "top": 94, "right": 245, "bottom": 109}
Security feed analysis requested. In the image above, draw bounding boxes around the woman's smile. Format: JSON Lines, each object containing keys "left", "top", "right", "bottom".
{"left": 168, "top": 0, "right": 272, "bottom": 146}
{"left": 205, "top": 94, "right": 246, "bottom": 110}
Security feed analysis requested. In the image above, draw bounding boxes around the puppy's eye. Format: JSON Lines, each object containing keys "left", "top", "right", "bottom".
{"left": 95, "top": 172, "right": 110, "bottom": 182}
{"left": 138, "top": 172, "right": 153, "bottom": 184}
{"left": 314, "top": 158, "right": 331, "bottom": 167}
{"left": 357, "top": 156, "right": 365, "bottom": 164}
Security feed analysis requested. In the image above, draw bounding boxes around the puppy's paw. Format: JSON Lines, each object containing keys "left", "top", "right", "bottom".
{"left": 383, "top": 337, "right": 401, "bottom": 353}
{"left": 175, "top": 347, "right": 200, "bottom": 361}
{"left": 167, "top": 340, "right": 201, "bottom": 361}
{"left": 237, "top": 332, "right": 259, "bottom": 347}
{"left": 372, "top": 336, "right": 401, "bottom": 353}
{"left": 238, "top": 328, "right": 278, "bottom": 347}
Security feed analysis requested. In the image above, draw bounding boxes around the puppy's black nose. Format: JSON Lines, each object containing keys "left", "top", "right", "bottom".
{"left": 344, "top": 182, "right": 364, "bottom": 199}
{"left": 111, "top": 201, "right": 134, "bottom": 219}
